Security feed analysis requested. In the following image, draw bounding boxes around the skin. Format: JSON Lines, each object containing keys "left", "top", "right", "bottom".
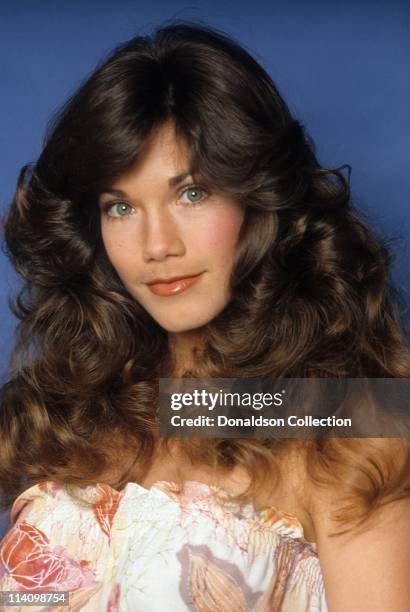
{"left": 309, "top": 440, "right": 410, "bottom": 611}
{"left": 98, "top": 122, "right": 410, "bottom": 611}
{"left": 99, "top": 120, "right": 244, "bottom": 369}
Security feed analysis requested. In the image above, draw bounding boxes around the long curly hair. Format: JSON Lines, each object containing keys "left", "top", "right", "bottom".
{"left": 1, "top": 20, "right": 409, "bottom": 534}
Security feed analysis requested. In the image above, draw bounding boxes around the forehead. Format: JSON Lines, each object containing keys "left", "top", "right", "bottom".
{"left": 114, "top": 121, "right": 192, "bottom": 187}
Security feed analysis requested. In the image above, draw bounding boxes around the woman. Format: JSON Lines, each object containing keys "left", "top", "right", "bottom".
{"left": 0, "top": 20, "right": 409, "bottom": 611}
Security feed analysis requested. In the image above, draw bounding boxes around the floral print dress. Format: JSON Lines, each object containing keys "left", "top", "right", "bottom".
{"left": 0, "top": 480, "right": 327, "bottom": 611}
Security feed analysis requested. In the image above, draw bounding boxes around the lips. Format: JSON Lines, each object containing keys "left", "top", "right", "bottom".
{"left": 146, "top": 273, "right": 203, "bottom": 296}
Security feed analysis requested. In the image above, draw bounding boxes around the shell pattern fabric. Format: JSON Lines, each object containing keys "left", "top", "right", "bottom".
{"left": 0, "top": 480, "right": 328, "bottom": 611}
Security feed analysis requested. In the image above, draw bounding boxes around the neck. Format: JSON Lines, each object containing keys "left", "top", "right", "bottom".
{"left": 168, "top": 328, "right": 205, "bottom": 377}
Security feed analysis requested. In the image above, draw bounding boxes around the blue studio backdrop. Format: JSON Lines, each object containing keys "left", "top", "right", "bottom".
{"left": 0, "top": 1, "right": 409, "bottom": 533}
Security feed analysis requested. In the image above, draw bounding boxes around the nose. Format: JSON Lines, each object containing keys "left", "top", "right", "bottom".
{"left": 142, "top": 208, "right": 185, "bottom": 262}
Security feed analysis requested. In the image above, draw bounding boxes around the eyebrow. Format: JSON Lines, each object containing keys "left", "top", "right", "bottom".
{"left": 169, "top": 171, "right": 192, "bottom": 187}
{"left": 99, "top": 171, "right": 193, "bottom": 200}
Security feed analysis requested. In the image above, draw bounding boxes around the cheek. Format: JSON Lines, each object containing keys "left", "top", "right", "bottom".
{"left": 203, "top": 208, "right": 244, "bottom": 255}
{"left": 102, "top": 233, "right": 133, "bottom": 274}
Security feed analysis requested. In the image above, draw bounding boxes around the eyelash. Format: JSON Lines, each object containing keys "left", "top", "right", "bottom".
{"left": 102, "top": 184, "right": 209, "bottom": 219}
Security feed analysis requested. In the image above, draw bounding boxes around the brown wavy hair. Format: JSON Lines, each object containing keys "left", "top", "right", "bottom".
{"left": 1, "top": 20, "right": 409, "bottom": 534}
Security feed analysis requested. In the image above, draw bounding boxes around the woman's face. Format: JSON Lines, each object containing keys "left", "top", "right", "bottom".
{"left": 99, "top": 122, "right": 245, "bottom": 333}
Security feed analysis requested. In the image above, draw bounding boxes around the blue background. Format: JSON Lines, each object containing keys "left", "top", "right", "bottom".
{"left": 0, "top": 1, "right": 409, "bottom": 534}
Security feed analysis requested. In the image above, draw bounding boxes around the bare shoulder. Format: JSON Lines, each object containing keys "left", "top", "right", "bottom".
{"left": 305, "top": 437, "right": 408, "bottom": 515}
{"left": 308, "top": 438, "right": 410, "bottom": 612}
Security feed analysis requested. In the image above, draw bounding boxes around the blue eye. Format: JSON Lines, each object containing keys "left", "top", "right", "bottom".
{"left": 180, "top": 185, "right": 208, "bottom": 205}
{"left": 106, "top": 202, "right": 133, "bottom": 217}
{"left": 102, "top": 184, "right": 208, "bottom": 218}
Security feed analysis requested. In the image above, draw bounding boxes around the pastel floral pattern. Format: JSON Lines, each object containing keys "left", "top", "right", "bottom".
{"left": 0, "top": 480, "right": 328, "bottom": 611}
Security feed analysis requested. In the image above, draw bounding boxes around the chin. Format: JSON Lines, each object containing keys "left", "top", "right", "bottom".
{"left": 153, "top": 317, "right": 211, "bottom": 333}
{"left": 148, "top": 306, "right": 226, "bottom": 334}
